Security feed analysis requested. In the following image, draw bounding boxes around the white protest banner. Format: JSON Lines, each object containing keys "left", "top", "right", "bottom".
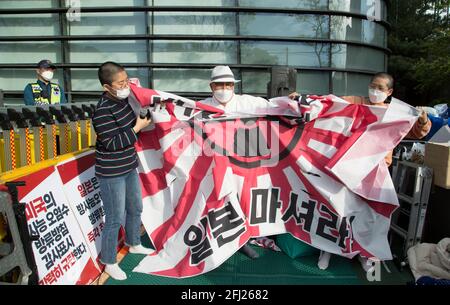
{"left": 16, "top": 165, "right": 100, "bottom": 284}
{"left": 56, "top": 150, "right": 104, "bottom": 270}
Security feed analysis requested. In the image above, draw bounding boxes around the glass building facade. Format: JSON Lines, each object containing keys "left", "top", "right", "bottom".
{"left": 0, "top": 0, "right": 389, "bottom": 104}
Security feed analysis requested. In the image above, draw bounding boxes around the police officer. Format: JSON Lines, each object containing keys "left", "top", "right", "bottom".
{"left": 23, "top": 59, "right": 67, "bottom": 106}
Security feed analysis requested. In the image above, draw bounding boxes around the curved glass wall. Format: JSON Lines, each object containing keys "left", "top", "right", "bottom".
{"left": 0, "top": 0, "right": 389, "bottom": 104}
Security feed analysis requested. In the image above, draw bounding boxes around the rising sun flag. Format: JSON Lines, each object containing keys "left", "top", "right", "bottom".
{"left": 125, "top": 82, "right": 419, "bottom": 278}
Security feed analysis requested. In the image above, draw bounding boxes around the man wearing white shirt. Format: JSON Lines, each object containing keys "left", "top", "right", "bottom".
{"left": 199, "top": 66, "right": 304, "bottom": 259}
{"left": 200, "top": 66, "right": 272, "bottom": 259}
{"left": 200, "top": 65, "right": 275, "bottom": 114}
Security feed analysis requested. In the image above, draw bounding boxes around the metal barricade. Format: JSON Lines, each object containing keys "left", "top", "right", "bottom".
{"left": 22, "top": 108, "right": 45, "bottom": 164}
{"left": 61, "top": 105, "right": 79, "bottom": 152}
{"left": 72, "top": 105, "right": 88, "bottom": 149}
{"left": 49, "top": 106, "right": 70, "bottom": 155}
{"left": 7, "top": 109, "right": 32, "bottom": 168}
{"left": 82, "top": 104, "right": 97, "bottom": 147}
{"left": 36, "top": 106, "right": 57, "bottom": 160}
{"left": 0, "top": 112, "right": 16, "bottom": 172}
{"left": 0, "top": 102, "right": 98, "bottom": 175}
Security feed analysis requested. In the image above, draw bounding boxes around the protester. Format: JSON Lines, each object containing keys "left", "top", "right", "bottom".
{"left": 92, "top": 61, "right": 153, "bottom": 280}
{"left": 202, "top": 65, "right": 280, "bottom": 112}
{"left": 290, "top": 72, "right": 431, "bottom": 167}
{"left": 342, "top": 72, "right": 431, "bottom": 140}
{"left": 200, "top": 66, "right": 300, "bottom": 259}
{"left": 200, "top": 66, "right": 264, "bottom": 259}
{"left": 289, "top": 72, "right": 432, "bottom": 272}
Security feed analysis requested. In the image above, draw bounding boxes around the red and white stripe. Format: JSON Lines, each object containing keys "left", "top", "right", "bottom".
{"left": 127, "top": 85, "right": 418, "bottom": 278}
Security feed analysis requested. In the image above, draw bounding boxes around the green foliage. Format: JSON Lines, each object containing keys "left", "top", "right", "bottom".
{"left": 388, "top": 0, "right": 450, "bottom": 106}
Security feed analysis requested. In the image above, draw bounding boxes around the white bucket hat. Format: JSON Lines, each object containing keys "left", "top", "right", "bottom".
{"left": 210, "top": 65, "right": 240, "bottom": 83}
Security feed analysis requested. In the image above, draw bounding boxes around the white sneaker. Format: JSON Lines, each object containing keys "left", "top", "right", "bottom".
{"left": 105, "top": 263, "right": 127, "bottom": 281}
{"left": 129, "top": 244, "right": 154, "bottom": 255}
{"left": 317, "top": 251, "right": 332, "bottom": 270}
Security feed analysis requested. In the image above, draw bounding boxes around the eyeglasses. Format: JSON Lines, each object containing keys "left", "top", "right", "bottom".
{"left": 112, "top": 78, "right": 130, "bottom": 89}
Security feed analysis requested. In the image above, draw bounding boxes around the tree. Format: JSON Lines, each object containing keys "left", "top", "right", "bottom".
{"left": 388, "top": 0, "right": 449, "bottom": 106}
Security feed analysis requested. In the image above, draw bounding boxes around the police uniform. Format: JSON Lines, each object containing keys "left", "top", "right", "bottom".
{"left": 29, "top": 81, "right": 62, "bottom": 105}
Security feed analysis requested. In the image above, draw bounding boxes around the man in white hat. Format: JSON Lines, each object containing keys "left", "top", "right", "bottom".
{"left": 200, "top": 66, "right": 294, "bottom": 259}
{"left": 201, "top": 65, "right": 275, "bottom": 114}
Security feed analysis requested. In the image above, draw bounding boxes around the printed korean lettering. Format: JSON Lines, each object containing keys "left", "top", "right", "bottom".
{"left": 207, "top": 201, "right": 245, "bottom": 247}
{"left": 281, "top": 192, "right": 316, "bottom": 232}
{"left": 184, "top": 217, "right": 213, "bottom": 265}
{"left": 249, "top": 188, "right": 282, "bottom": 224}
{"left": 25, "top": 196, "right": 47, "bottom": 221}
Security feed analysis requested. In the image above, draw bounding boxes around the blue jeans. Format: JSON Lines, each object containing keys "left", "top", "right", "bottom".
{"left": 98, "top": 169, "right": 143, "bottom": 264}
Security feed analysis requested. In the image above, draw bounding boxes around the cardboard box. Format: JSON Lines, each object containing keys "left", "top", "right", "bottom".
{"left": 424, "top": 142, "right": 450, "bottom": 189}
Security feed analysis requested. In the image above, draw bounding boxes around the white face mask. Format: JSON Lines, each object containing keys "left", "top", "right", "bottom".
{"left": 116, "top": 87, "right": 130, "bottom": 100}
{"left": 368, "top": 89, "right": 388, "bottom": 104}
{"left": 41, "top": 70, "right": 54, "bottom": 81}
{"left": 213, "top": 89, "right": 234, "bottom": 104}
